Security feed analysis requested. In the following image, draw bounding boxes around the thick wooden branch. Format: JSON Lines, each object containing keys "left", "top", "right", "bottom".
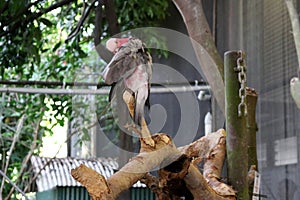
{"left": 103, "top": 0, "right": 120, "bottom": 36}
{"left": 122, "top": 90, "right": 155, "bottom": 147}
{"left": 179, "top": 129, "right": 226, "bottom": 159}
{"left": 72, "top": 134, "right": 177, "bottom": 199}
{"left": 179, "top": 129, "right": 236, "bottom": 198}
{"left": 172, "top": 0, "right": 225, "bottom": 114}
{"left": 246, "top": 87, "right": 258, "bottom": 169}
{"left": 71, "top": 165, "right": 111, "bottom": 200}
{"left": 156, "top": 154, "right": 193, "bottom": 199}
{"left": 246, "top": 87, "right": 258, "bottom": 198}
{"left": 71, "top": 129, "right": 236, "bottom": 199}
{"left": 202, "top": 134, "right": 235, "bottom": 197}
{"left": 185, "top": 164, "right": 235, "bottom": 200}
{"left": 71, "top": 91, "right": 235, "bottom": 199}
{"left": 139, "top": 129, "right": 236, "bottom": 199}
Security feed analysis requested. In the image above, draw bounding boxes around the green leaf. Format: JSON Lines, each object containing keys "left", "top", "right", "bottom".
{"left": 39, "top": 18, "right": 53, "bottom": 27}
{"left": 52, "top": 41, "right": 62, "bottom": 52}
{"left": 9, "top": 0, "right": 24, "bottom": 15}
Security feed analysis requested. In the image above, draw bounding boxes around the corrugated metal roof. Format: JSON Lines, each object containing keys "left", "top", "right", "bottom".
{"left": 30, "top": 156, "right": 146, "bottom": 192}
{"left": 30, "top": 156, "right": 118, "bottom": 192}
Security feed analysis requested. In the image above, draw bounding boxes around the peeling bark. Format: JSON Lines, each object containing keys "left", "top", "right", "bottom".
{"left": 71, "top": 129, "right": 236, "bottom": 199}
{"left": 71, "top": 91, "right": 236, "bottom": 199}
{"left": 246, "top": 87, "right": 258, "bottom": 169}
{"left": 172, "top": 0, "right": 225, "bottom": 114}
{"left": 71, "top": 164, "right": 112, "bottom": 200}
{"left": 122, "top": 90, "right": 155, "bottom": 147}
{"left": 185, "top": 164, "right": 235, "bottom": 200}
{"left": 203, "top": 136, "right": 235, "bottom": 197}
{"left": 72, "top": 133, "right": 179, "bottom": 199}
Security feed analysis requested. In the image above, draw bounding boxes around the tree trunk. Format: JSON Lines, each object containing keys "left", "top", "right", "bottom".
{"left": 172, "top": 0, "right": 225, "bottom": 114}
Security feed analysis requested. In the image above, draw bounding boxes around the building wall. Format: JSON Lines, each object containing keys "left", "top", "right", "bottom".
{"left": 216, "top": 0, "right": 300, "bottom": 199}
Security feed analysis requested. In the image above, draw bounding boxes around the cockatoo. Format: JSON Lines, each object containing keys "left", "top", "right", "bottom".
{"left": 102, "top": 37, "right": 152, "bottom": 127}
{"left": 290, "top": 77, "right": 300, "bottom": 109}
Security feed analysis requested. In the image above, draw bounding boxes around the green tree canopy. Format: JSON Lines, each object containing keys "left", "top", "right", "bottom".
{"left": 0, "top": 0, "right": 169, "bottom": 198}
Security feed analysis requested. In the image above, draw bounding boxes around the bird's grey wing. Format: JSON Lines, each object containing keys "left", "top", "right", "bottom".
{"left": 102, "top": 46, "right": 138, "bottom": 85}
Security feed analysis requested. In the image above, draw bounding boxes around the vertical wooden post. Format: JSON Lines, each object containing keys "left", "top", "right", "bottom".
{"left": 246, "top": 87, "right": 258, "bottom": 198}
{"left": 224, "top": 51, "right": 249, "bottom": 200}
{"left": 246, "top": 87, "right": 258, "bottom": 169}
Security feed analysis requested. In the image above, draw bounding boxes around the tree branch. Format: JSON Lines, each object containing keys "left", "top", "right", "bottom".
{"left": 103, "top": 0, "right": 120, "bottom": 35}
{"left": 66, "top": 0, "right": 98, "bottom": 42}
{"left": 0, "top": 115, "right": 26, "bottom": 195}
{"left": 94, "top": 0, "right": 103, "bottom": 46}
{"left": 172, "top": 0, "right": 225, "bottom": 114}
{"left": 71, "top": 129, "right": 236, "bottom": 199}
{"left": 72, "top": 134, "right": 177, "bottom": 199}
{"left": 0, "top": 0, "right": 44, "bottom": 28}
{"left": 122, "top": 90, "right": 155, "bottom": 147}
{"left": 5, "top": 118, "right": 43, "bottom": 199}
{"left": 0, "top": 170, "right": 28, "bottom": 200}
{"left": 0, "top": 0, "right": 75, "bottom": 37}
{"left": 93, "top": 0, "right": 121, "bottom": 63}
{"left": 93, "top": 0, "right": 114, "bottom": 63}
{"left": 70, "top": 75, "right": 235, "bottom": 199}
{"left": 0, "top": 1, "right": 9, "bottom": 15}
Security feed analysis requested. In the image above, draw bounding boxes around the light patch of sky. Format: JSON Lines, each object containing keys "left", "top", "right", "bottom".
{"left": 39, "top": 98, "right": 68, "bottom": 158}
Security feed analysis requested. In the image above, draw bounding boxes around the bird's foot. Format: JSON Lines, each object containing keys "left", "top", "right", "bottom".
{"left": 124, "top": 123, "right": 155, "bottom": 147}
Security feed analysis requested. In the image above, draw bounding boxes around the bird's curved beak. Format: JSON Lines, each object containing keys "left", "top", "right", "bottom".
{"left": 106, "top": 38, "right": 117, "bottom": 53}
{"left": 106, "top": 38, "right": 130, "bottom": 54}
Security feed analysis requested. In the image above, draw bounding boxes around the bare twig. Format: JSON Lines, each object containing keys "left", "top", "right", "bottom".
{"left": 5, "top": 118, "right": 42, "bottom": 199}
{"left": 23, "top": 101, "right": 113, "bottom": 193}
{"left": 66, "top": 0, "right": 98, "bottom": 41}
{"left": 23, "top": 118, "right": 101, "bottom": 193}
{"left": 0, "top": 92, "right": 6, "bottom": 146}
{"left": 0, "top": 115, "right": 26, "bottom": 196}
{"left": 0, "top": 170, "right": 29, "bottom": 200}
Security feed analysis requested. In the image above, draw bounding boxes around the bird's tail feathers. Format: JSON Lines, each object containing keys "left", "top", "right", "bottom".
{"left": 134, "top": 100, "right": 143, "bottom": 127}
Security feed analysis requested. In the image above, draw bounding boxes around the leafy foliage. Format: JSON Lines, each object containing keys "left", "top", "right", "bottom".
{"left": 0, "top": 0, "right": 169, "bottom": 198}
{"left": 116, "top": 0, "right": 169, "bottom": 30}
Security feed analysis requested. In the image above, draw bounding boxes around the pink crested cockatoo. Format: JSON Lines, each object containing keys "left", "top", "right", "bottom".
{"left": 102, "top": 37, "right": 152, "bottom": 127}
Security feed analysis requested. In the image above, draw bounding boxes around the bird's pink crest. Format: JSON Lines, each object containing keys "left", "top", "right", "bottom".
{"left": 106, "top": 38, "right": 130, "bottom": 53}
